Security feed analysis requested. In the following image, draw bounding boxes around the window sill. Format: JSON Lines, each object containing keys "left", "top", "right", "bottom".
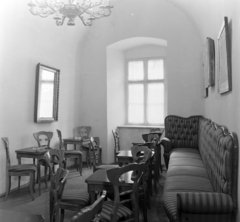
{"left": 117, "top": 125, "right": 164, "bottom": 129}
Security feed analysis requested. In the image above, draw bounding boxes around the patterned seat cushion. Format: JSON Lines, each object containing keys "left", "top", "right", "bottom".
{"left": 100, "top": 201, "right": 133, "bottom": 222}
{"left": 9, "top": 164, "right": 36, "bottom": 172}
{"left": 62, "top": 190, "right": 90, "bottom": 205}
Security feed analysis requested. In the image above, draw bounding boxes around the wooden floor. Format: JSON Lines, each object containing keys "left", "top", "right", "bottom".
{"left": 0, "top": 165, "right": 169, "bottom": 222}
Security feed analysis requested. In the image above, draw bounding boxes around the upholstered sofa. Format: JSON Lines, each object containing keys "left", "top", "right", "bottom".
{"left": 161, "top": 115, "right": 238, "bottom": 222}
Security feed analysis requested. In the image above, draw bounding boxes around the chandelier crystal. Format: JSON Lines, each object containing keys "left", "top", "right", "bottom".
{"left": 28, "top": 0, "right": 113, "bottom": 26}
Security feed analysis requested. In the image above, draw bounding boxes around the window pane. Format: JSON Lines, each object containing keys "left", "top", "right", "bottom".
{"left": 39, "top": 83, "right": 54, "bottom": 118}
{"left": 128, "top": 61, "right": 144, "bottom": 81}
{"left": 128, "top": 84, "right": 144, "bottom": 123}
{"left": 147, "top": 83, "right": 164, "bottom": 124}
{"left": 148, "top": 59, "right": 164, "bottom": 80}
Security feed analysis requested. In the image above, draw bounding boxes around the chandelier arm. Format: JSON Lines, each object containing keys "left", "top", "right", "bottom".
{"left": 43, "top": 0, "right": 59, "bottom": 14}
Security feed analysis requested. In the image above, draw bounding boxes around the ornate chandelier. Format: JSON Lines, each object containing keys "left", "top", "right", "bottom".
{"left": 28, "top": 0, "right": 113, "bottom": 26}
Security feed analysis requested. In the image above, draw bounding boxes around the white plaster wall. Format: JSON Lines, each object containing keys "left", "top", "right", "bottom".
{"left": 0, "top": 0, "right": 88, "bottom": 195}
{"left": 80, "top": 0, "right": 204, "bottom": 163}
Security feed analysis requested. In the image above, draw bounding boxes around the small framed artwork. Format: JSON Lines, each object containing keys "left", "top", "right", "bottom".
{"left": 217, "top": 17, "right": 231, "bottom": 94}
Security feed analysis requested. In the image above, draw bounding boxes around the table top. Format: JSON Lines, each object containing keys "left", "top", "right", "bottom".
{"left": 63, "top": 137, "right": 90, "bottom": 142}
{"left": 117, "top": 150, "right": 132, "bottom": 157}
{"left": 15, "top": 146, "right": 51, "bottom": 154}
{"left": 0, "top": 209, "right": 44, "bottom": 222}
{"left": 85, "top": 169, "right": 133, "bottom": 187}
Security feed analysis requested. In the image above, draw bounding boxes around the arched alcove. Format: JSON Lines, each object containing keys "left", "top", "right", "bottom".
{"left": 106, "top": 37, "right": 167, "bottom": 163}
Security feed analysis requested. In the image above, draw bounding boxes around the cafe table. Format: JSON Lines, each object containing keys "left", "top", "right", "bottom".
{"left": 0, "top": 209, "right": 44, "bottom": 222}
{"left": 63, "top": 137, "right": 102, "bottom": 167}
{"left": 85, "top": 168, "right": 133, "bottom": 204}
{"left": 15, "top": 146, "right": 51, "bottom": 196}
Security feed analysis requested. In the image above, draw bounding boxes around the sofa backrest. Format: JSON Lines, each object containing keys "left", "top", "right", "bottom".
{"left": 164, "top": 115, "right": 202, "bottom": 149}
{"left": 198, "top": 117, "right": 238, "bottom": 209}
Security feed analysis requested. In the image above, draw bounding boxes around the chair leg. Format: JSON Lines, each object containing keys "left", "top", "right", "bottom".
{"left": 44, "top": 166, "right": 48, "bottom": 188}
{"left": 18, "top": 176, "right": 21, "bottom": 193}
{"left": 78, "top": 155, "right": 82, "bottom": 176}
{"left": 33, "top": 173, "right": 36, "bottom": 193}
{"left": 5, "top": 176, "right": 10, "bottom": 200}
{"left": 29, "top": 173, "right": 34, "bottom": 201}
{"left": 60, "top": 209, "right": 65, "bottom": 222}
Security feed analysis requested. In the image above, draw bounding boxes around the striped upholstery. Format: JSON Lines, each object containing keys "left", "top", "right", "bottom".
{"left": 62, "top": 190, "right": 90, "bottom": 205}
{"left": 177, "top": 192, "right": 233, "bottom": 214}
{"left": 162, "top": 116, "right": 238, "bottom": 222}
{"left": 100, "top": 201, "right": 133, "bottom": 222}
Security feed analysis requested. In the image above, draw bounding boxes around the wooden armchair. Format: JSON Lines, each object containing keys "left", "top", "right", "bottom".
{"left": 2, "top": 137, "right": 37, "bottom": 201}
{"left": 44, "top": 149, "right": 90, "bottom": 222}
{"left": 33, "top": 131, "right": 54, "bottom": 189}
{"left": 112, "top": 129, "right": 120, "bottom": 163}
{"left": 89, "top": 137, "right": 119, "bottom": 173}
{"left": 99, "top": 163, "right": 145, "bottom": 222}
{"left": 56, "top": 129, "right": 83, "bottom": 175}
{"left": 71, "top": 191, "right": 107, "bottom": 222}
{"left": 77, "top": 126, "right": 91, "bottom": 167}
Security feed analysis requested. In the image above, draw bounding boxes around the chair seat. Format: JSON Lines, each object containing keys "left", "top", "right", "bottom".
{"left": 9, "top": 164, "right": 36, "bottom": 172}
{"left": 96, "top": 164, "right": 119, "bottom": 170}
{"left": 62, "top": 190, "right": 90, "bottom": 205}
{"left": 64, "top": 150, "right": 82, "bottom": 155}
{"left": 100, "top": 201, "right": 133, "bottom": 222}
{"left": 39, "top": 158, "right": 59, "bottom": 165}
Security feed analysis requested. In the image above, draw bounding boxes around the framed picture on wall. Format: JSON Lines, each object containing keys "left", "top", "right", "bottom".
{"left": 217, "top": 17, "right": 231, "bottom": 94}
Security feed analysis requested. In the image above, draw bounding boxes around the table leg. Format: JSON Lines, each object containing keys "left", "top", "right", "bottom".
{"left": 37, "top": 158, "right": 41, "bottom": 196}
{"left": 17, "top": 157, "right": 21, "bottom": 192}
{"left": 89, "top": 189, "right": 96, "bottom": 204}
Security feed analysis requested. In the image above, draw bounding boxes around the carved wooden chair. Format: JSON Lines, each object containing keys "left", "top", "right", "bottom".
{"left": 89, "top": 137, "right": 119, "bottom": 173}
{"left": 131, "top": 145, "right": 152, "bottom": 221}
{"left": 2, "top": 137, "right": 37, "bottom": 201}
{"left": 71, "top": 191, "right": 107, "bottom": 222}
{"left": 33, "top": 131, "right": 54, "bottom": 189}
{"left": 77, "top": 126, "right": 92, "bottom": 167}
{"left": 112, "top": 129, "right": 121, "bottom": 163}
{"left": 44, "top": 149, "right": 90, "bottom": 222}
{"left": 56, "top": 129, "right": 83, "bottom": 175}
{"left": 99, "top": 163, "right": 145, "bottom": 222}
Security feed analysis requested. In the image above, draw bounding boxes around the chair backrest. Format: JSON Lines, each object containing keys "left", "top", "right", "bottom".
{"left": 44, "top": 149, "right": 65, "bottom": 179}
{"left": 56, "top": 129, "right": 63, "bottom": 150}
{"left": 89, "top": 137, "right": 100, "bottom": 172}
{"left": 33, "top": 131, "right": 53, "bottom": 147}
{"left": 2, "top": 137, "right": 11, "bottom": 168}
{"left": 71, "top": 190, "right": 107, "bottom": 222}
{"left": 77, "top": 126, "right": 91, "bottom": 138}
{"left": 50, "top": 167, "right": 69, "bottom": 222}
{"left": 131, "top": 145, "right": 152, "bottom": 164}
{"left": 107, "top": 163, "right": 145, "bottom": 222}
{"left": 112, "top": 130, "right": 120, "bottom": 152}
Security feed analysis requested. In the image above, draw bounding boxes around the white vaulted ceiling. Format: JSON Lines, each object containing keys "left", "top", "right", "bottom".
{"left": 166, "top": 0, "right": 231, "bottom": 41}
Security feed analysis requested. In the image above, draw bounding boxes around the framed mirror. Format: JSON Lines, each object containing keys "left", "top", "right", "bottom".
{"left": 34, "top": 63, "right": 60, "bottom": 123}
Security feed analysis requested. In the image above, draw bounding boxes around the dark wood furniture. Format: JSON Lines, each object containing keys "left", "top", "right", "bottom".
{"left": 33, "top": 131, "right": 54, "bottom": 189}
{"left": 15, "top": 146, "right": 51, "bottom": 196}
{"left": 2, "top": 137, "right": 37, "bottom": 201}
{"left": 44, "top": 149, "right": 90, "bottom": 222}
{"left": 99, "top": 163, "right": 145, "bottom": 222}
{"left": 77, "top": 126, "right": 91, "bottom": 167}
{"left": 57, "top": 129, "right": 83, "bottom": 175}
{"left": 63, "top": 137, "right": 102, "bottom": 168}
{"left": 0, "top": 209, "right": 44, "bottom": 222}
{"left": 112, "top": 129, "right": 121, "bottom": 163}
{"left": 71, "top": 191, "right": 107, "bottom": 222}
{"left": 85, "top": 168, "right": 134, "bottom": 204}
{"left": 116, "top": 150, "right": 134, "bottom": 165}
{"left": 89, "top": 137, "right": 118, "bottom": 172}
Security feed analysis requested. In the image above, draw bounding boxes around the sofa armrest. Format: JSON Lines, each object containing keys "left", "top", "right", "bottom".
{"left": 160, "top": 137, "right": 172, "bottom": 169}
{"left": 160, "top": 137, "right": 172, "bottom": 153}
{"left": 177, "top": 192, "right": 233, "bottom": 214}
